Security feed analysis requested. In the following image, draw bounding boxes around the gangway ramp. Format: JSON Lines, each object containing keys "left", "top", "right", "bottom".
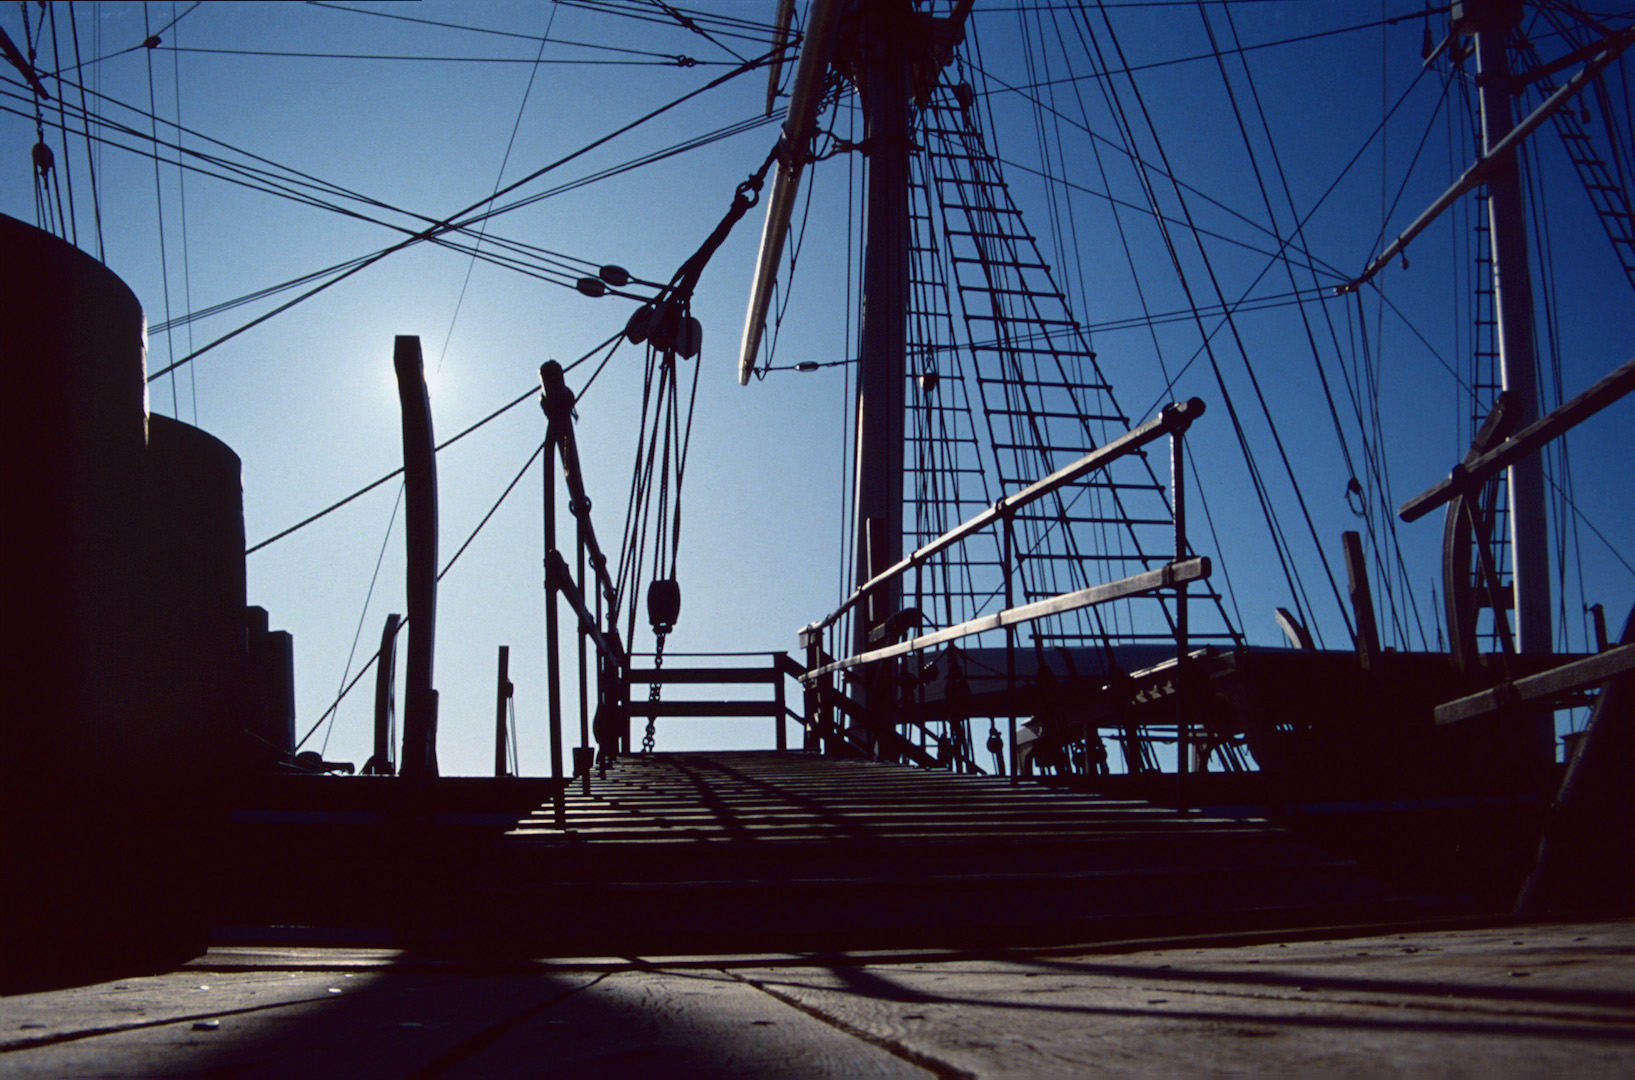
{"left": 465, "top": 751, "right": 1414, "bottom": 956}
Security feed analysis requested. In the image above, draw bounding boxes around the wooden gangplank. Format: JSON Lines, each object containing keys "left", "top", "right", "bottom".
{"left": 453, "top": 752, "right": 1419, "bottom": 956}
{"left": 213, "top": 752, "right": 1434, "bottom": 955}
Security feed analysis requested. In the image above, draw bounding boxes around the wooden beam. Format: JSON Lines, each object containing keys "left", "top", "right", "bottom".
{"left": 818, "top": 399, "right": 1206, "bottom": 635}
{"left": 738, "top": 0, "right": 845, "bottom": 384}
{"left": 369, "top": 613, "right": 400, "bottom": 776}
{"left": 494, "top": 645, "right": 510, "bottom": 778}
{"left": 1347, "top": 26, "right": 1635, "bottom": 293}
{"left": 627, "top": 700, "right": 783, "bottom": 719}
{"left": 806, "top": 557, "right": 1210, "bottom": 680}
{"left": 762, "top": 0, "right": 796, "bottom": 117}
{"left": 1436, "top": 642, "right": 1635, "bottom": 725}
{"left": 394, "top": 336, "right": 439, "bottom": 778}
{"left": 628, "top": 666, "right": 780, "bottom": 684}
{"left": 1342, "top": 531, "right": 1381, "bottom": 671}
{"left": 1273, "top": 607, "right": 1315, "bottom": 651}
{"left": 1402, "top": 354, "right": 1635, "bottom": 522}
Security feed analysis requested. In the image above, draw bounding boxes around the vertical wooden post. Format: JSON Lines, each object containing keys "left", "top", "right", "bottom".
{"left": 495, "top": 645, "right": 510, "bottom": 778}
{"left": 821, "top": 650, "right": 837, "bottom": 755}
{"left": 1173, "top": 426, "right": 1189, "bottom": 798}
{"left": 615, "top": 637, "right": 631, "bottom": 755}
{"left": 914, "top": 547, "right": 926, "bottom": 761}
{"left": 773, "top": 652, "right": 788, "bottom": 751}
{"left": 800, "top": 625, "right": 822, "bottom": 752}
{"left": 1003, "top": 508, "right": 1017, "bottom": 784}
{"left": 861, "top": 516, "right": 888, "bottom": 758}
{"left": 578, "top": 516, "right": 591, "bottom": 795}
{"left": 371, "top": 613, "right": 399, "bottom": 776}
{"left": 393, "top": 336, "right": 439, "bottom": 779}
{"left": 1343, "top": 530, "right": 1381, "bottom": 672}
{"left": 540, "top": 362, "right": 568, "bottom": 827}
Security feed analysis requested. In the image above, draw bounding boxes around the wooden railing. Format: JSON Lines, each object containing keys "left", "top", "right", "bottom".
{"left": 625, "top": 653, "right": 806, "bottom": 751}
{"left": 799, "top": 398, "right": 1211, "bottom": 779}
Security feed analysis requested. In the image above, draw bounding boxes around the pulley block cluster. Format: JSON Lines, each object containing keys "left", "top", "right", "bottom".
{"left": 625, "top": 299, "right": 703, "bottom": 359}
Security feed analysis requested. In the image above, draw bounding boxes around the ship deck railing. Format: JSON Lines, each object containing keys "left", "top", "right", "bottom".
{"left": 797, "top": 397, "right": 1214, "bottom": 783}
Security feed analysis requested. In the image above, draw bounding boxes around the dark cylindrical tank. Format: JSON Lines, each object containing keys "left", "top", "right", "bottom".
{"left": 140, "top": 414, "right": 246, "bottom": 775}
{"left": 1, "top": 214, "right": 248, "bottom": 988}
{"left": 2, "top": 214, "right": 148, "bottom": 776}
{"left": 245, "top": 605, "right": 296, "bottom": 772}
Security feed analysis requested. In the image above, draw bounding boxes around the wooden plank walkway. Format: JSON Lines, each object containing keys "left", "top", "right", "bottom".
{"left": 208, "top": 751, "right": 1444, "bottom": 956}
{"left": 448, "top": 751, "right": 1420, "bottom": 956}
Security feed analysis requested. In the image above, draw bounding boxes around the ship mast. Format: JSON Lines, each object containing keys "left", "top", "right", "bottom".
{"left": 849, "top": 0, "right": 914, "bottom": 653}
{"left": 1464, "top": 0, "right": 1561, "bottom": 768}
{"left": 1467, "top": 0, "right": 1551, "bottom": 674}
{"left": 741, "top": 0, "right": 970, "bottom": 656}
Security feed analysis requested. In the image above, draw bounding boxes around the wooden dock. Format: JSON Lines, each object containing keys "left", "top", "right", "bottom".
{"left": 17, "top": 753, "right": 1635, "bottom": 1076}
{"left": 8, "top": 917, "right": 1635, "bottom": 1076}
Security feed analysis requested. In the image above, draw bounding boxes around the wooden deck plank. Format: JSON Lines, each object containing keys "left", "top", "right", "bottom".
{"left": 214, "top": 751, "right": 1421, "bottom": 954}
{"left": 11, "top": 922, "right": 1632, "bottom": 1076}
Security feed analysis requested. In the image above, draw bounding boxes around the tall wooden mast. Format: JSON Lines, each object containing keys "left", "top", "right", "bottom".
{"left": 740, "top": 1, "right": 970, "bottom": 655}
{"left": 1465, "top": 0, "right": 1555, "bottom": 763}
{"left": 849, "top": 0, "right": 914, "bottom": 652}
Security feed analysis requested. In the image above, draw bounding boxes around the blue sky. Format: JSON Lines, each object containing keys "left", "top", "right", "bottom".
{"left": 5, "top": 1, "right": 1632, "bottom": 775}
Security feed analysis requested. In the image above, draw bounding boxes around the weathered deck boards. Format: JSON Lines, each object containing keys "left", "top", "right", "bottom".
{"left": 450, "top": 751, "right": 1419, "bottom": 956}
{"left": 214, "top": 751, "right": 1433, "bottom": 956}
{"left": 8, "top": 920, "right": 1634, "bottom": 1076}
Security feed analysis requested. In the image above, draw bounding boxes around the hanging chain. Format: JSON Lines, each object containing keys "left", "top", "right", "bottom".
{"left": 643, "top": 631, "right": 666, "bottom": 754}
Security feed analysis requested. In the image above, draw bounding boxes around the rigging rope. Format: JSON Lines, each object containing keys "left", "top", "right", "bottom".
{"left": 64, "top": 0, "right": 104, "bottom": 261}
{"left": 1205, "top": 0, "right": 1437, "bottom": 649}
{"left": 559, "top": 0, "right": 789, "bottom": 50}
{"left": 293, "top": 434, "right": 551, "bottom": 754}
{"left": 1080, "top": 1, "right": 1362, "bottom": 644}
{"left": 307, "top": 0, "right": 722, "bottom": 67}
{"left": 44, "top": 2, "right": 77, "bottom": 249}
{"left": 141, "top": 2, "right": 182, "bottom": 418}
{"left": 18, "top": 2, "right": 62, "bottom": 240}
{"left": 320, "top": 483, "right": 403, "bottom": 759}
{"left": 3, "top": 58, "right": 782, "bottom": 368}
{"left": 168, "top": 4, "right": 199, "bottom": 425}
{"left": 435, "top": 0, "right": 558, "bottom": 373}
{"left": 156, "top": 45, "right": 727, "bottom": 67}
{"left": 608, "top": 146, "right": 777, "bottom": 751}
{"left": 122, "top": 42, "right": 791, "bottom": 382}
{"left": 246, "top": 330, "right": 621, "bottom": 555}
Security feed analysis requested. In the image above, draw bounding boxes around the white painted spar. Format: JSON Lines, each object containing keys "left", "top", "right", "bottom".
{"left": 737, "top": 0, "right": 845, "bottom": 386}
